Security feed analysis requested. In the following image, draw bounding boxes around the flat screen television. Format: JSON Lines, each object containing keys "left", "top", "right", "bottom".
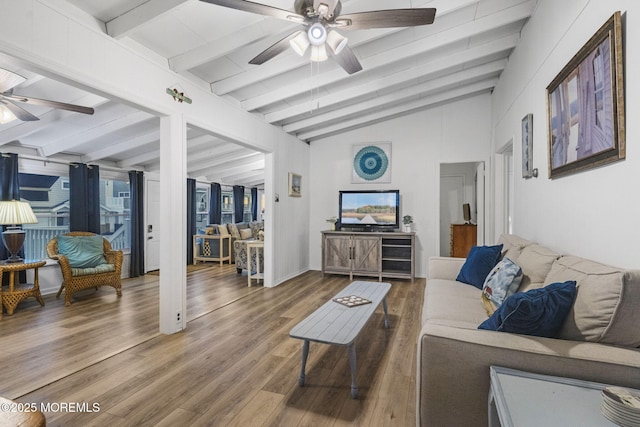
{"left": 338, "top": 190, "right": 400, "bottom": 231}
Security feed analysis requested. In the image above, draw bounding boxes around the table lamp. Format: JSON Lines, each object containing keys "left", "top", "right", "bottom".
{"left": 0, "top": 200, "right": 38, "bottom": 263}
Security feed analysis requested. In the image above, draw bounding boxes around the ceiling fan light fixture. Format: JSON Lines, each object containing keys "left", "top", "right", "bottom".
{"left": 0, "top": 105, "right": 17, "bottom": 125}
{"left": 310, "top": 45, "right": 328, "bottom": 62}
{"left": 290, "top": 32, "right": 310, "bottom": 56}
{"left": 326, "top": 30, "right": 348, "bottom": 54}
{"left": 307, "top": 23, "right": 327, "bottom": 46}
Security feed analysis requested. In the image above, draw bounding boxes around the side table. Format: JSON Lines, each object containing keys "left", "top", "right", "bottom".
{"left": 0, "top": 260, "right": 47, "bottom": 318}
{"left": 246, "top": 240, "right": 264, "bottom": 287}
{"left": 193, "top": 234, "right": 232, "bottom": 266}
{"left": 489, "top": 366, "right": 621, "bottom": 427}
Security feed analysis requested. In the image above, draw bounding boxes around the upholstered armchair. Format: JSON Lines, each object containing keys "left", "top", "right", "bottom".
{"left": 233, "top": 239, "right": 264, "bottom": 275}
{"left": 46, "top": 231, "right": 123, "bottom": 306}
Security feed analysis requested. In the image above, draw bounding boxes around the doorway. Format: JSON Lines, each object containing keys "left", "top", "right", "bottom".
{"left": 145, "top": 178, "right": 161, "bottom": 272}
{"left": 439, "top": 162, "right": 485, "bottom": 256}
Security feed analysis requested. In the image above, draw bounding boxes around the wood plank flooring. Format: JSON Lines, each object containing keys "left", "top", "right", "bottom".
{"left": 1, "top": 265, "right": 425, "bottom": 426}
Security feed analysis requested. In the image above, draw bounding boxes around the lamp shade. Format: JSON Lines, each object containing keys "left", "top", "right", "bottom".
{"left": 290, "top": 31, "right": 310, "bottom": 56}
{"left": 311, "top": 45, "right": 328, "bottom": 62}
{"left": 327, "top": 30, "right": 348, "bottom": 55}
{"left": 0, "top": 201, "right": 38, "bottom": 225}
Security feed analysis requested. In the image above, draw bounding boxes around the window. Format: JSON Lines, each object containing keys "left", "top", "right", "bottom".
{"left": 19, "top": 173, "right": 132, "bottom": 260}
{"left": 221, "top": 190, "right": 233, "bottom": 224}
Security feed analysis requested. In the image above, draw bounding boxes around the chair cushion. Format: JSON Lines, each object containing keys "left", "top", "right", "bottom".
{"left": 57, "top": 235, "right": 107, "bottom": 268}
{"left": 71, "top": 263, "right": 116, "bottom": 276}
{"left": 456, "top": 244, "right": 503, "bottom": 289}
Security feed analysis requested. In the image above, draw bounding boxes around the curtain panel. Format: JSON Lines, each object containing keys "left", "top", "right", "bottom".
{"left": 233, "top": 185, "right": 245, "bottom": 223}
{"left": 209, "top": 182, "right": 222, "bottom": 225}
{"left": 129, "top": 170, "right": 145, "bottom": 277}
{"left": 186, "top": 178, "right": 196, "bottom": 265}
{"left": 0, "top": 153, "right": 25, "bottom": 282}
{"left": 69, "top": 163, "right": 100, "bottom": 233}
{"left": 251, "top": 187, "right": 258, "bottom": 221}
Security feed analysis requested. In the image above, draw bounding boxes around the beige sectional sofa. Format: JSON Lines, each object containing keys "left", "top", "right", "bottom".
{"left": 417, "top": 234, "right": 640, "bottom": 426}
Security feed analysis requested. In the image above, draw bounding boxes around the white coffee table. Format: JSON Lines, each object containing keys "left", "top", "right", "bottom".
{"left": 289, "top": 280, "right": 391, "bottom": 398}
{"left": 489, "top": 366, "right": 622, "bottom": 427}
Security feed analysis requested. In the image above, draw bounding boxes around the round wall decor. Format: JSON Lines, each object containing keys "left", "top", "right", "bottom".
{"left": 353, "top": 145, "right": 389, "bottom": 181}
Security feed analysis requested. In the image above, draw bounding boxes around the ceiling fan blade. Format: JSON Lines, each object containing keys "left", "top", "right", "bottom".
{"left": 1, "top": 99, "right": 39, "bottom": 121}
{"left": 0, "top": 68, "right": 27, "bottom": 93}
{"left": 3, "top": 93, "right": 95, "bottom": 115}
{"left": 199, "top": 0, "right": 306, "bottom": 22}
{"left": 332, "top": 45, "right": 362, "bottom": 75}
{"left": 249, "top": 30, "right": 304, "bottom": 65}
{"left": 337, "top": 8, "right": 436, "bottom": 30}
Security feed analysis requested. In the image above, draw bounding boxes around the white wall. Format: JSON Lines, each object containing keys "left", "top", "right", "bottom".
{"left": 309, "top": 94, "right": 493, "bottom": 278}
{"left": 491, "top": 0, "right": 640, "bottom": 269}
{"left": 264, "top": 133, "right": 310, "bottom": 287}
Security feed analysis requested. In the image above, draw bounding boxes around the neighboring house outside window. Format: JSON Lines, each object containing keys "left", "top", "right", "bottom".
{"left": 19, "top": 173, "right": 131, "bottom": 260}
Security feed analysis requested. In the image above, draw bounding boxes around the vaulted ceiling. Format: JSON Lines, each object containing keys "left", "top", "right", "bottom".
{"left": 0, "top": 0, "right": 536, "bottom": 186}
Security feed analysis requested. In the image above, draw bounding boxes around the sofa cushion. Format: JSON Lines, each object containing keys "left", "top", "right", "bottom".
{"left": 497, "top": 234, "right": 534, "bottom": 262}
{"left": 481, "top": 257, "right": 523, "bottom": 315}
{"left": 57, "top": 235, "right": 107, "bottom": 268}
{"left": 423, "top": 279, "right": 488, "bottom": 329}
{"left": 240, "top": 228, "right": 253, "bottom": 240}
{"left": 517, "top": 244, "right": 561, "bottom": 291}
{"left": 227, "top": 223, "right": 241, "bottom": 239}
{"left": 217, "top": 224, "right": 229, "bottom": 236}
{"left": 456, "top": 244, "right": 503, "bottom": 289}
{"left": 546, "top": 256, "right": 640, "bottom": 347}
{"left": 478, "top": 281, "right": 576, "bottom": 338}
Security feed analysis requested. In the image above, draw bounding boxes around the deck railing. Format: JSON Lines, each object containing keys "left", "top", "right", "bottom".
{"left": 23, "top": 225, "right": 130, "bottom": 260}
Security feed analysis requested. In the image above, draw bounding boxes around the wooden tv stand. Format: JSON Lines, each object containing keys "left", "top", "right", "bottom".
{"left": 321, "top": 231, "right": 415, "bottom": 281}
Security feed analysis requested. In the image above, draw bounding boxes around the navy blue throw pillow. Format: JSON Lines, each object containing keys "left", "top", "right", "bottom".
{"left": 456, "top": 244, "right": 503, "bottom": 289}
{"left": 478, "top": 281, "right": 577, "bottom": 338}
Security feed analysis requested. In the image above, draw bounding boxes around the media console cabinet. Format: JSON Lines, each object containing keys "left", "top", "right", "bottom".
{"left": 321, "top": 231, "right": 415, "bottom": 281}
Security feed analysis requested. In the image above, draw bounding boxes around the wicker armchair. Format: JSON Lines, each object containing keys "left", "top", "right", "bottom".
{"left": 46, "top": 232, "right": 123, "bottom": 306}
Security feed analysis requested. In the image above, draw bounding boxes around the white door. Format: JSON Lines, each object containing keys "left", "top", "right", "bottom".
{"left": 146, "top": 179, "right": 161, "bottom": 272}
{"left": 440, "top": 176, "right": 464, "bottom": 256}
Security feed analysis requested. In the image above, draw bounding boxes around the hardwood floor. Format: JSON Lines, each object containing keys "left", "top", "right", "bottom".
{"left": 1, "top": 265, "right": 425, "bottom": 426}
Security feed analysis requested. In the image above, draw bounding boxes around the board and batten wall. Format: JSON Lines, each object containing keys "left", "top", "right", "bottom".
{"left": 491, "top": 0, "right": 640, "bottom": 269}
{"left": 308, "top": 94, "right": 493, "bottom": 278}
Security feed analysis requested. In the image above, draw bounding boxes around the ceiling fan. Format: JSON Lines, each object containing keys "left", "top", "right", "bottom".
{"left": 0, "top": 67, "right": 94, "bottom": 123}
{"left": 200, "top": 0, "right": 436, "bottom": 74}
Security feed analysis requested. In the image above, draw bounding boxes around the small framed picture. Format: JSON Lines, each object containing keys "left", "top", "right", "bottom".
{"left": 522, "top": 113, "right": 533, "bottom": 178}
{"left": 288, "top": 173, "right": 301, "bottom": 197}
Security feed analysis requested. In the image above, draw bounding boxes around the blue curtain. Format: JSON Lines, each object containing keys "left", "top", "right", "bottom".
{"left": 69, "top": 163, "right": 100, "bottom": 233}
{"left": 233, "top": 185, "right": 244, "bottom": 223}
{"left": 0, "top": 153, "right": 25, "bottom": 280}
{"left": 186, "top": 178, "right": 196, "bottom": 264}
{"left": 209, "top": 182, "right": 221, "bottom": 225}
{"left": 129, "top": 170, "right": 145, "bottom": 277}
{"left": 251, "top": 187, "right": 258, "bottom": 221}
{"left": 0, "top": 153, "right": 20, "bottom": 201}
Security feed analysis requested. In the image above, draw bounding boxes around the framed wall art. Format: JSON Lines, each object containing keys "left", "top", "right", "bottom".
{"left": 352, "top": 142, "right": 392, "bottom": 183}
{"left": 546, "top": 11, "right": 625, "bottom": 179}
{"left": 288, "top": 172, "right": 301, "bottom": 197}
{"left": 522, "top": 113, "right": 534, "bottom": 178}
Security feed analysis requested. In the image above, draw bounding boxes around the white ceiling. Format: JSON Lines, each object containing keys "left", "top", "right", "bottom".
{"left": 0, "top": 0, "right": 537, "bottom": 187}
